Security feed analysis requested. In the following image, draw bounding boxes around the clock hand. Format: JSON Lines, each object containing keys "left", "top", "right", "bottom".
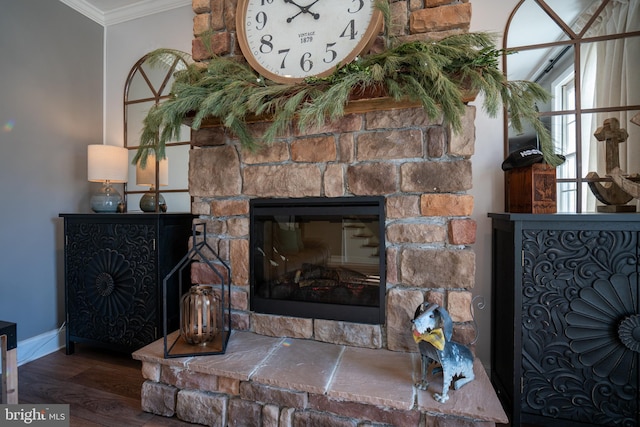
{"left": 284, "top": 0, "right": 320, "bottom": 22}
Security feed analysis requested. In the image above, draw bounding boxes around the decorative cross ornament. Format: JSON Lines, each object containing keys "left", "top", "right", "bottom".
{"left": 594, "top": 118, "right": 629, "bottom": 175}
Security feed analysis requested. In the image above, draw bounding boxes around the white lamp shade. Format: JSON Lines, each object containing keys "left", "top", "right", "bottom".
{"left": 87, "top": 144, "right": 128, "bottom": 183}
{"left": 136, "top": 153, "right": 169, "bottom": 187}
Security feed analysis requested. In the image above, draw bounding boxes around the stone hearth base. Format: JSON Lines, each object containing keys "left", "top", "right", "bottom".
{"left": 133, "top": 331, "right": 507, "bottom": 427}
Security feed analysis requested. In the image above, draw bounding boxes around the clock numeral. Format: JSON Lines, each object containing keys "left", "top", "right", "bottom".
{"left": 255, "top": 11, "right": 267, "bottom": 30}
{"left": 260, "top": 0, "right": 273, "bottom": 4}
{"left": 323, "top": 43, "right": 337, "bottom": 64}
{"left": 300, "top": 52, "right": 313, "bottom": 72}
{"left": 348, "top": 0, "right": 364, "bottom": 13}
{"left": 278, "top": 49, "right": 290, "bottom": 69}
{"left": 259, "top": 34, "right": 274, "bottom": 53}
{"left": 340, "top": 19, "right": 357, "bottom": 40}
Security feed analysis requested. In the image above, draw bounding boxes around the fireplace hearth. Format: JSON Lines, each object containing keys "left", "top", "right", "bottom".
{"left": 250, "top": 196, "right": 385, "bottom": 324}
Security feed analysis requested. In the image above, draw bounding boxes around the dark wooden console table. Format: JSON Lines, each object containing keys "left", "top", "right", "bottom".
{"left": 489, "top": 213, "right": 639, "bottom": 427}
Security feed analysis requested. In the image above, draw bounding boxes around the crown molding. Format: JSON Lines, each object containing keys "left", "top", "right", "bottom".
{"left": 59, "top": 0, "right": 191, "bottom": 27}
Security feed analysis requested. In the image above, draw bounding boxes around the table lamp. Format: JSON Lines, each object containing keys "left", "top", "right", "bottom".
{"left": 136, "top": 153, "right": 168, "bottom": 212}
{"left": 87, "top": 144, "right": 128, "bottom": 213}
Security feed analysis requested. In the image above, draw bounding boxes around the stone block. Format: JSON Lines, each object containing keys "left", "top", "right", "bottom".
{"left": 365, "top": 107, "right": 437, "bottom": 129}
{"left": 243, "top": 164, "right": 322, "bottom": 197}
{"left": 386, "top": 247, "right": 399, "bottom": 284}
{"left": 176, "top": 389, "right": 228, "bottom": 427}
{"left": 338, "top": 133, "right": 355, "bottom": 162}
{"left": 193, "top": 13, "right": 211, "bottom": 36}
{"left": 346, "top": 163, "right": 397, "bottom": 195}
{"left": 448, "top": 218, "right": 476, "bottom": 245}
{"left": 252, "top": 313, "right": 313, "bottom": 339}
{"left": 210, "top": 0, "right": 224, "bottom": 30}
{"left": 357, "top": 130, "right": 423, "bottom": 160}
{"left": 190, "top": 146, "right": 242, "bottom": 197}
{"left": 389, "top": 0, "right": 409, "bottom": 36}
{"left": 228, "top": 398, "right": 262, "bottom": 427}
{"left": 449, "top": 106, "right": 476, "bottom": 157}
{"left": 420, "top": 194, "right": 474, "bottom": 217}
{"left": 192, "top": 31, "right": 232, "bottom": 61}
{"left": 401, "top": 160, "right": 472, "bottom": 193}
{"left": 386, "top": 222, "right": 446, "bottom": 244}
{"left": 410, "top": 3, "right": 472, "bottom": 33}
{"left": 141, "top": 381, "right": 177, "bottom": 417}
{"left": 292, "top": 410, "right": 355, "bottom": 427}
{"left": 263, "top": 404, "right": 280, "bottom": 427}
{"left": 212, "top": 198, "right": 249, "bottom": 217}
{"left": 224, "top": 0, "right": 237, "bottom": 30}
{"left": 447, "top": 290, "right": 473, "bottom": 322}
{"left": 192, "top": 0, "right": 211, "bottom": 14}
{"left": 242, "top": 141, "right": 290, "bottom": 164}
{"left": 279, "top": 407, "right": 295, "bottom": 427}
{"left": 161, "top": 366, "right": 218, "bottom": 392}
{"left": 230, "top": 289, "right": 248, "bottom": 311}
{"left": 386, "top": 288, "right": 424, "bottom": 351}
{"left": 219, "top": 376, "right": 241, "bottom": 395}
{"left": 141, "top": 362, "right": 160, "bottom": 382}
{"left": 309, "top": 394, "right": 422, "bottom": 427}
{"left": 291, "top": 136, "right": 337, "bottom": 162}
{"left": 400, "top": 248, "right": 475, "bottom": 288}
{"left": 192, "top": 127, "right": 227, "bottom": 146}
{"left": 294, "top": 114, "right": 362, "bottom": 135}
{"left": 324, "top": 164, "right": 345, "bottom": 198}
{"left": 314, "top": 320, "right": 382, "bottom": 348}
{"left": 192, "top": 199, "right": 210, "bottom": 215}
{"left": 227, "top": 217, "right": 249, "bottom": 237}
{"left": 191, "top": 261, "right": 230, "bottom": 285}
{"left": 386, "top": 195, "right": 420, "bottom": 218}
{"left": 230, "top": 238, "right": 249, "bottom": 286}
{"left": 240, "top": 381, "right": 308, "bottom": 409}
{"left": 427, "top": 126, "right": 446, "bottom": 158}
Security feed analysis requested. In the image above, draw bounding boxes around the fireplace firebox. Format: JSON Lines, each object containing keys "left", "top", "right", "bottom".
{"left": 250, "top": 197, "right": 386, "bottom": 324}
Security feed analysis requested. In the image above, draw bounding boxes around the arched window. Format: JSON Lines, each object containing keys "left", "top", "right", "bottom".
{"left": 123, "top": 51, "right": 192, "bottom": 212}
{"left": 504, "top": 0, "right": 640, "bottom": 212}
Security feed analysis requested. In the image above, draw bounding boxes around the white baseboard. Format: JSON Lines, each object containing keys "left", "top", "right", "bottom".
{"left": 17, "top": 326, "right": 66, "bottom": 366}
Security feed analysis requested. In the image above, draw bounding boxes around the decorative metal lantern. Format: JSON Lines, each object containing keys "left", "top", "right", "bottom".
{"left": 180, "top": 285, "right": 219, "bottom": 345}
{"left": 163, "top": 223, "right": 231, "bottom": 358}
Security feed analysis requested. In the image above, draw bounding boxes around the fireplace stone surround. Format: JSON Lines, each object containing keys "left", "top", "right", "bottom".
{"left": 134, "top": 1, "right": 509, "bottom": 426}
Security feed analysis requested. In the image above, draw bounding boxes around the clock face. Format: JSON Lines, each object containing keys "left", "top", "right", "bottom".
{"left": 236, "top": 0, "right": 382, "bottom": 83}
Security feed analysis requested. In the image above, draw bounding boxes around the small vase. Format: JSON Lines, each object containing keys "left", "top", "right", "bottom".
{"left": 180, "top": 285, "right": 219, "bottom": 345}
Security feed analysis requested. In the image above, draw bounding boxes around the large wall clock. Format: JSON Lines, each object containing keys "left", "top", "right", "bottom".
{"left": 236, "top": 0, "right": 383, "bottom": 83}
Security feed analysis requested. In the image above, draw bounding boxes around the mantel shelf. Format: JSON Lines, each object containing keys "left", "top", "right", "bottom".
{"left": 183, "top": 89, "right": 478, "bottom": 129}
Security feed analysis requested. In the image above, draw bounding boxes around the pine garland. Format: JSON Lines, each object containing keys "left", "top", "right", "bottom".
{"left": 134, "top": 31, "right": 561, "bottom": 167}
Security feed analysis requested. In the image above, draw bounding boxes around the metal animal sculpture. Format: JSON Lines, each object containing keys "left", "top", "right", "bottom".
{"left": 411, "top": 302, "right": 475, "bottom": 403}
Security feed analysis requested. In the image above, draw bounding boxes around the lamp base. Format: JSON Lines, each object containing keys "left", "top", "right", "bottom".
{"left": 140, "top": 190, "right": 167, "bottom": 212}
{"left": 91, "top": 183, "right": 122, "bottom": 213}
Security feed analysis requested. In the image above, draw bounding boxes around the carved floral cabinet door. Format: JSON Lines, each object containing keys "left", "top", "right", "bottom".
{"left": 60, "top": 213, "right": 193, "bottom": 354}
{"left": 521, "top": 228, "right": 639, "bottom": 426}
{"left": 490, "top": 213, "right": 640, "bottom": 427}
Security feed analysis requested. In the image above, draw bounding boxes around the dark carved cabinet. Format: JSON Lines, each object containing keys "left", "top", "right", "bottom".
{"left": 490, "top": 213, "right": 640, "bottom": 427}
{"left": 60, "top": 213, "right": 193, "bottom": 354}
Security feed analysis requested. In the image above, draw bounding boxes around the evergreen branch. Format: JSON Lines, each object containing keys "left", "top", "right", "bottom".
{"left": 136, "top": 27, "right": 561, "bottom": 167}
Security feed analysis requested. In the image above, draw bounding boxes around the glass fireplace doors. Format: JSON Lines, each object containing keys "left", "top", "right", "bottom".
{"left": 249, "top": 197, "right": 386, "bottom": 324}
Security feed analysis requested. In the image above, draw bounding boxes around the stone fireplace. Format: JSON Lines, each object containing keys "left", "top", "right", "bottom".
{"left": 132, "top": 1, "right": 508, "bottom": 426}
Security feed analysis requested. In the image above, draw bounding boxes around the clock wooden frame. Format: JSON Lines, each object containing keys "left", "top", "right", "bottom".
{"left": 236, "top": 0, "right": 383, "bottom": 83}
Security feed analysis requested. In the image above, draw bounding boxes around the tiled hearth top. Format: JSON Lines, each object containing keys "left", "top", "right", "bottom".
{"left": 133, "top": 330, "right": 507, "bottom": 423}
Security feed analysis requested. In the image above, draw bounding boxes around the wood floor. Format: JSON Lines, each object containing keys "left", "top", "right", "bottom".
{"left": 18, "top": 345, "right": 197, "bottom": 426}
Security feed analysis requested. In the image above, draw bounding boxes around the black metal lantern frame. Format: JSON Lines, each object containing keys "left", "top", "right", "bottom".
{"left": 163, "top": 223, "right": 231, "bottom": 358}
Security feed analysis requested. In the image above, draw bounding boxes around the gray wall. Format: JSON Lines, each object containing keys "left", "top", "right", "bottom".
{"left": 0, "top": 1, "right": 103, "bottom": 344}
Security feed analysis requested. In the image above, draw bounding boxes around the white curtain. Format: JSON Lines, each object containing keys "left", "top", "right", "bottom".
{"left": 582, "top": 0, "right": 640, "bottom": 210}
